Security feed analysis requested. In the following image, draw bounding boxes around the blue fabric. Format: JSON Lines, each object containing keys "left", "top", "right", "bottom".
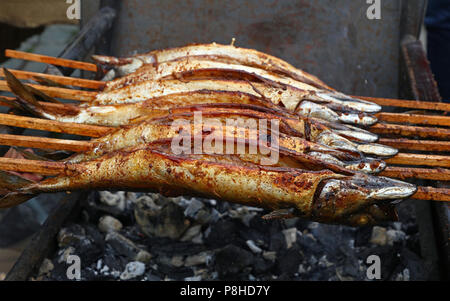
{"left": 425, "top": 0, "right": 450, "bottom": 100}
{"left": 425, "top": 0, "right": 450, "bottom": 30}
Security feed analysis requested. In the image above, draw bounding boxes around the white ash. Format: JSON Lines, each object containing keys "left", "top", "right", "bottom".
{"left": 246, "top": 240, "right": 263, "bottom": 254}
{"left": 120, "top": 262, "right": 146, "bottom": 280}
{"left": 98, "top": 215, "right": 123, "bottom": 233}
{"left": 37, "top": 191, "right": 426, "bottom": 281}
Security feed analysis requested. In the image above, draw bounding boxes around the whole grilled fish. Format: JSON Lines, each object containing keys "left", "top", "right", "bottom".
{"left": 66, "top": 119, "right": 385, "bottom": 174}
{"left": 89, "top": 79, "right": 377, "bottom": 126}
{"left": 99, "top": 58, "right": 381, "bottom": 114}
{"left": 92, "top": 42, "right": 333, "bottom": 90}
{"left": 0, "top": 138, "right": 416, "bottom": 226}
{"left": 15, "top": 88, "right": 396, "bottom": 158}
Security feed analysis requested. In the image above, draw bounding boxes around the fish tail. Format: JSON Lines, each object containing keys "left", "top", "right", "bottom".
{"left": 3, "top": 67, "right": 63, "bottom": 119}
{"left": 0, "top": 171, "right": 36, "bottom": 208}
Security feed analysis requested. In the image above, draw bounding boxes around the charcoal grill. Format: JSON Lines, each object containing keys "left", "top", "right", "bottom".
{"left": 1, "top": 0, "right": 448, "bottom": 280}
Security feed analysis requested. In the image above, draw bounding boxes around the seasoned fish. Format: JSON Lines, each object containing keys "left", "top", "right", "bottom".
{"left": 91, "top": 79, "right": 377, "bottom": 126}
{"left": 100, "top": 58, "right": 381, "bottom": 113}
{"left": 66, "top": 120, "right": 385, "bottom": 174}
{"left": 92, "top": 42, "right": 333, "bottom": 90}
{"left": 0, "top": 139, "right": 416, "bottom": 226}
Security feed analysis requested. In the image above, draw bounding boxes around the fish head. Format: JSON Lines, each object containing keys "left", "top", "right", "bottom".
{"left": 304, "top": 173, "right": 416, "bottom": 226}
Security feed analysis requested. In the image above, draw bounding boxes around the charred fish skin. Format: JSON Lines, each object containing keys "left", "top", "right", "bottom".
{"left": 92, "top": 42, "right": 333, "bottom": 90}
{"left": 92, "top": 79, "right": 377, "bottom": 126}
{"left": 5, "top": 144, "right": 415, "bottom": 226}
{"left": 100, "top": 58, "right": 381, "bottom": 114}
{"left": 68, "top": 121, "right": 376, "bottom": 174}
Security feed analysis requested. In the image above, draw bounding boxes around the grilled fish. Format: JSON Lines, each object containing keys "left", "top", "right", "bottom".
{"left": 65, "top": 119, "right": 385, "bottom": 174}
{"left": 0, "top": 138, "right": 416, "bottom": 226}
{"left": 90, "top": 79, "right": 378, "bottom": 126}
{"left": 92, "top": 42, "right": 333, "bottom": 90}
{"left": 99, "top": 58, "right": 381, "bottom": 114}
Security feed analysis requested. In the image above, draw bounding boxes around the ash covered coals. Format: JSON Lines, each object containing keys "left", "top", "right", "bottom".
{"left": 37, "top": 191, "right": 427, "bottom": 281}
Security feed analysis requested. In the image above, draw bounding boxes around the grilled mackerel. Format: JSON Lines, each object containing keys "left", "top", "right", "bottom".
{"left": 0, "top": 137, "right": 416, "bottom": 226}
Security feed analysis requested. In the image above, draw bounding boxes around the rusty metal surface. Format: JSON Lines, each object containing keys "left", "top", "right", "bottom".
{"left": 107, "top": 0, "right": 401, "bottom": 98}
{"left": 401, "top": 35, "right": 441, "bottom": 102}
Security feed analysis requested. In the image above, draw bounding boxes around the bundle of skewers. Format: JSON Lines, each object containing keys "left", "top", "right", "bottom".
{"left": 0, "top": 43, "right": 448, "bottom": 227}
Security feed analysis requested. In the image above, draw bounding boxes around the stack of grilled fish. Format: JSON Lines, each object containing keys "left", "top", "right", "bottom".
{"left": 1, "top": 43, "right": 417, "bottom": 226}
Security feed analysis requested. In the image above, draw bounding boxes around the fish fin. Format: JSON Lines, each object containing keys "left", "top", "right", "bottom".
{"left": 3, "top": 68, "right": 73, "bottom": 118}
{"left": 0, "top": 170, "right": 36, "bottom": 208}
{"left": 25, "top": 85, "right": 61, "bottom": 104}
{"left": 262, "top": 209, "right": 296, "bottom": 220}
{"left": 3, "top": 68, "right": 41, "bottom": 107}
{"left": 0, "top": 192, "right": 36, "bottom": 208}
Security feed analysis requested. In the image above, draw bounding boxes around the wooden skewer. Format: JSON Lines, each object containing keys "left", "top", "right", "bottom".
{"left": 0, "top": 157, "right": 447, "bottom": 201}
{"left": 0, "top": 131, "right": 448, "bottom": 180}
{"left": 357, "top": 96, "right": 450, "bottom": 112}
{"left": 5, "top": 49, "right": 98, "bottom": 72}
{"left": 379, "top": 138, "right": 450, "bottom": 152}
{"left": 0, "top": 113, "right": 111, "bottom": 137}
{"left": 385, "top": 153, "right": 450, "bottom": 168}
{"left": 371, "top": 123, "right": 450, "bottom": 140}
{"left": 0, "top": 157, "right": 65, "bottom": 175}
{"left": 0, "top": 80, "right": 95, "bottom": 102}
{"left": 380, "top": 167, "right": 450, "bottom": 181}
{"left": 2, "top": 79, "right": 450, "bottom": 141}
{"left": 412, "top": 187, "right": 450, "bottom": 202}
{"left": 376, "top": 112, "right": 450, "bottom": 127}
{"left": 0, "top": 113, "right": 448, "bottom": 166}
{"left": 0, "top": 134, "right": 92, "bottom": 152}
{"left": 4, "top": 49, "right": 450, "bottom": 113}
{"left": 0, "top": 69, "right": 105, "bottom": 90}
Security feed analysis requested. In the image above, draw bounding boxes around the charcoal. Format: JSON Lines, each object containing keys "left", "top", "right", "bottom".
{"left": 276, "top": 246, "right": 303, "bottom": 275}
{"left": 105, "top": 231, "right": 152, "bottom": 263}
{"left": 37, "top": 190, "right": 426, "bottom": 281}
{"left": 214, "top": 244, "right": 255, "bottom": 277}
{"left": 205, "top": 219, "right": 241, "bottom": 247}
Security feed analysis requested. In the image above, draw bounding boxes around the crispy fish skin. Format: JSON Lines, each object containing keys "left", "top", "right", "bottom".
{"left": 95, "top": 79, "right": 313, "bottom": 107}
{"left": 1, "top": 143, "right": 416, "bottom": 226}
{"left": 92, "top": 79, "right": 377, "bottom": 125}
{"left": 101, "top": 58, "right": 381, "bottom": 113}
{"left": 67, "top": 122, "right": 380, "bottom": 173}
{"left": 26, "top": 86, "right": 376, "bottom": 127}
{"left": 92, "top": 42, "right": 333, "bottom": 90}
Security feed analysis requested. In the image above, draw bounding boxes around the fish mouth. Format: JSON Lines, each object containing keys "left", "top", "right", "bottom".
{"left": 366, "top": 177, "right": 417, "bottom": 200}
{"left": 316, "top": 92, "right": 382, "bottom": 113}
{"left": 350, "top": 174, "right": 417, "bottom": 200}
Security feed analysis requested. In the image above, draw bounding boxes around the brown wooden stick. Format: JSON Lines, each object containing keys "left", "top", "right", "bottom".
{"left": 380, "top": 167, "right": 450, "bottom": 181}
{"left": 412, "top": 187, "right": 450, "bottom": 202}
{"left": 376, "top": 112, "right": 450, "bottom": 127}
{"left": 385, "top": 153, "right": 450, "bottom": 168}
{"left": 0, "top": 134, "right": 92, "bottom": 152}
{"left": 0, "top": 157, "right": 65, "bottom": 175}
{"left": 357, "top": 96, "right": 450, "bottom": 111}
{"left": 0, "top": 113, "right": 111, "bottom": 137}
{"left": 379, "top": 138, "right": 450, "bottom": 152}
{"left": 0, "top": 69, "right": 104, "bottom": 90}
{"left": 5, "top": 49, "right": 98, "bottom": 72}
{"left": 371, "top": 123, "right": 450, "bottom": 139}
{"left": 0, "top": 111, "right": 449, "bottom": 168}
{"left": 0, "top": 80, "right": 95, "bottom": 101}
